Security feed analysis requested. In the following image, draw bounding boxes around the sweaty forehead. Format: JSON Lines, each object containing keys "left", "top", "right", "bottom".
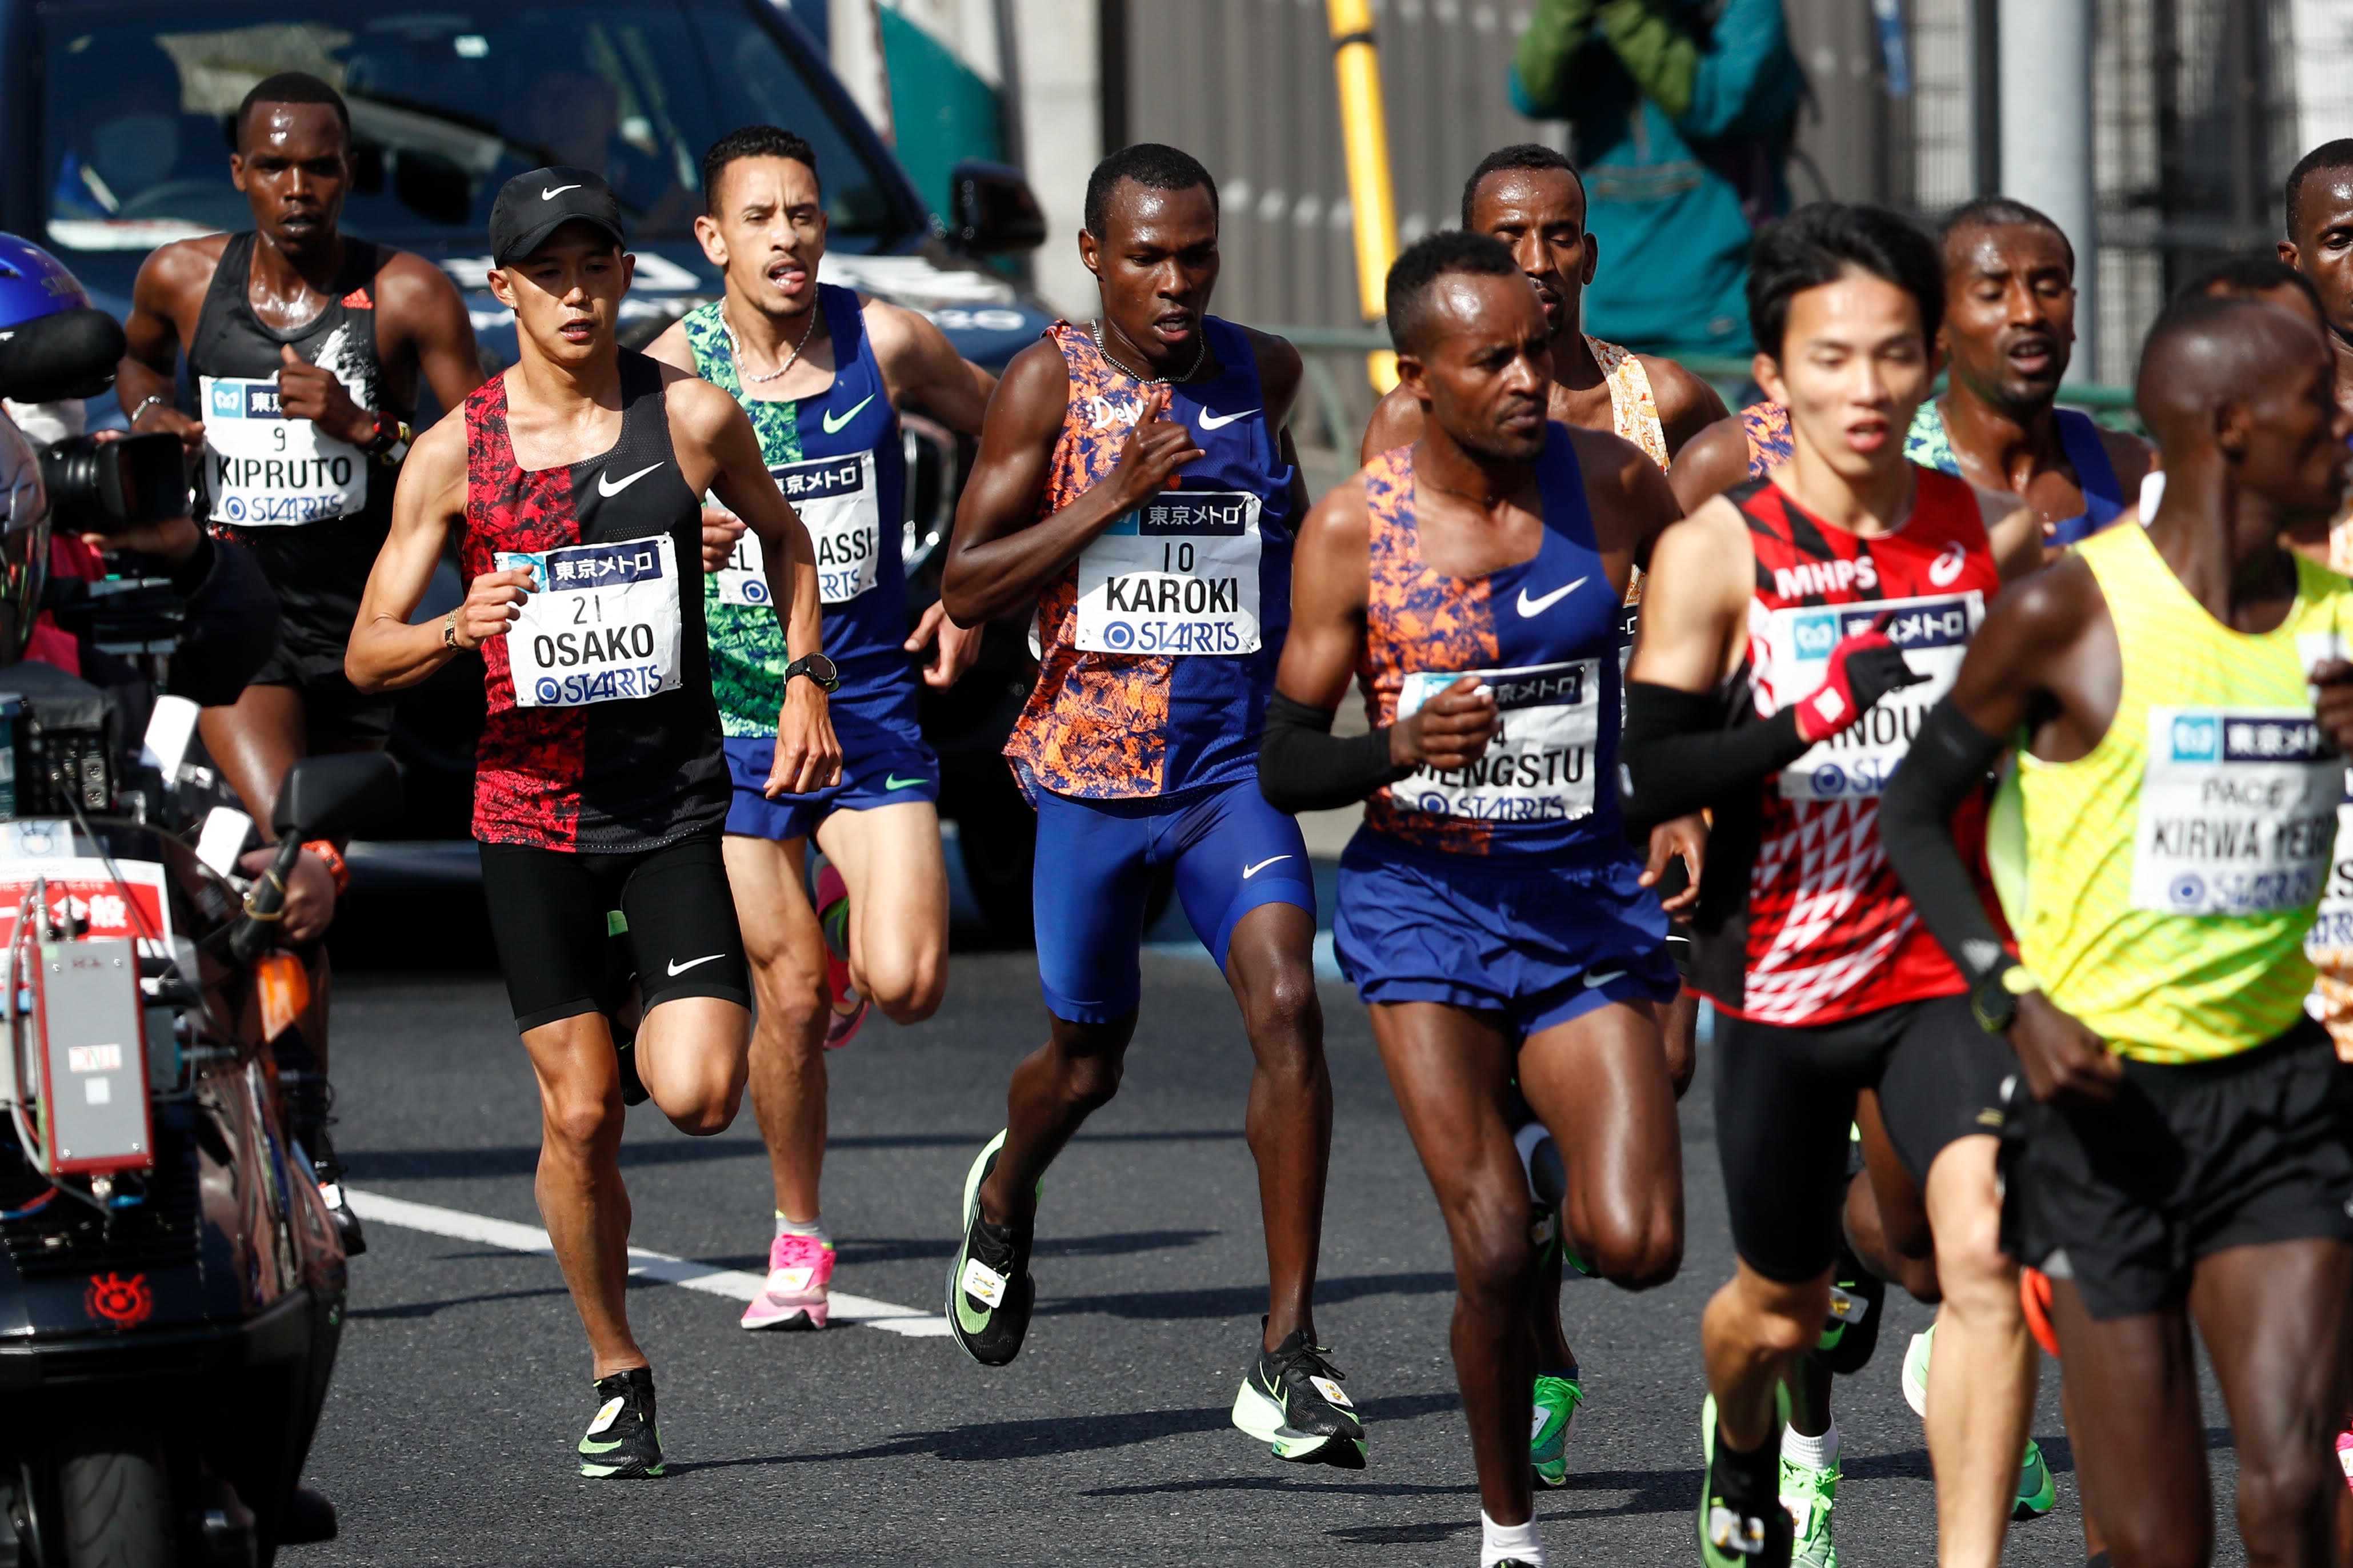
{"left": 1945, "top": 222, "right": 2070, "bottom": 280}
{"left": 1102, "top": 180, "right": 1218, "bottom": 244}
{"left": 1431, "top": 271, "right": 1545, "bottom": 338}
{"left": 239, "top": 101, "right": 345, "bottom": 154}
{"left": 2296, "top": 168, "right": 2353, "bottom": 235}
{"left": 1470, "top": 169, "right": 1583, "bottom": 230}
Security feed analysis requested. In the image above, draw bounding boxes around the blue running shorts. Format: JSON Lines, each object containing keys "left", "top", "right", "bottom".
{"left": 1031, "top": 778, "right": 1316, "bottom": 1024}
{"left": 724, "top": 704, "right": 939, "bottom": 842}
{"left": 1334, "top": 833, "right": 1678, "bottom": 1039}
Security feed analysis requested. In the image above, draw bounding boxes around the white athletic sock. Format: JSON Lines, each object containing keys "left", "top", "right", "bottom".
{"left": 775, "top": 1212, "right": 830, "bottom": 1246}
{"left": 1479, "top": 1511, "right": 1543, "bottom": 1567}
{"left": 1780, "top": 1417, "right": 1840, "bottom": 1472}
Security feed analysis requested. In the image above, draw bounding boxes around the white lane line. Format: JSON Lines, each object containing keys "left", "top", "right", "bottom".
{"left": 345, "top": 1188, "right": 952, "bottom": 1338}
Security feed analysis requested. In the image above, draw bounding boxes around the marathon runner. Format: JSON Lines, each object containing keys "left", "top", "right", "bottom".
{"left": 1879, "top": 291, "right": 2353, "bottom": 1568}
{"left": 2282, "top": 140, "right": 2353, "bottom": 418}
{"left": 1261, "top": 228, "right": 1689, "bottom": 1568}
{"left": 347, "top": 170, "right": 839, "bottom": 1477}
{"left": 1358, "top": 137, "right": 1723, "bottom": 1494}
{"left": 937, "top": 144, "right": 1357, "bottom": 1467}
{"left": 1618, "top": 202, "right": 2040, "bottom": 1568}
{"left": 646, "top": 125, "right": 993, "bottom": 1332}
{"left": 1360, "top": 143, "right": 1728, "bottom": 468}
{"left": 1904, "top": 199, "right": 2151, "bottom": 550}
{"left": 114, "top": 71, "right": 485, "bottom": 1246}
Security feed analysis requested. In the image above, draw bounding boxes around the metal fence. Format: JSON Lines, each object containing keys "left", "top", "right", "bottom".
{"left": 1103, "top": 0, "right": 2328, "bottom": 446}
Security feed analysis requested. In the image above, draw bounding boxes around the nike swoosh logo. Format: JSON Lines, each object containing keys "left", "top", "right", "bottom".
{"left": 666, "top": 953, "right": 724, "bottom": 976}
{"left": 1516, "top": 579, "right": 1587, "bottom": 617}
{"left": 1197, "top": 407, "right": 1259, "bottom": 431}
{"left": 884, "top": 773, "right": 927, "bottom": 791}
{"left": 1583, "top": 968, "right": 1624, "bottom": 989}
{"left": 1243, "top": 855, "right": 1292, "bottom": 879}
{"left": 822, "top": 394, "right": 876, "bottom": 434}
{"left": 598, "top": 462, "right": 663, "bottom": 498}
{"left": 541, "top": 184, "right": 582, "bottom": 200}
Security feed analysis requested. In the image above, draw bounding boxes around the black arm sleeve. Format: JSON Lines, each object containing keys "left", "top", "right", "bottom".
{"left": 1618, "top": 679, "right": 1808, "bottom": 832}
{"left": 1878, "top": 695, "right": 2010, "bottom": 984}
{"left": 1256, "top": 691, "right": 1409, "bottom": 814}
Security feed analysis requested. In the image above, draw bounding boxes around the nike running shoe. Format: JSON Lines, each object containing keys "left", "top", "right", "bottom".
{"left": 1900, "top": 1322, "right": 1934, "bottom": 1419}
{"left": 578, "top": 1366, "right": 664, "bottom": 1478}
{"left": 946, "top": 1130, "right": 1036, "bottom": 1365}
{"left": 2014, "top": 1438, "right": 2056, "bottom": 1519}
{"left": 811, "top": 865, "right": 866, "bottom": 1049}
{"left": 1699, "top": 1393, "right": 1793, "bottom": 1568}
{"left": 1531, "top": 1370, "right": 1584, "bottom": 1487}
{"left": 1780, "top": 1453, "right": 1838, "bottom": 1568}
{"left": 739, "top": 1230, "right": 835, "bottom": 1330}
{"left": 825, "top": 994, "right": 870, "bottom": 1051}
{"left": 1812, "top": 1241, "right": 1883, "bottom": 1375}
{"left": 1231, "top": 1325, "right": 1367, "bottom": 1469}
{"left": 2335, "top": 1427, "right": 2353, "bottom": 1491}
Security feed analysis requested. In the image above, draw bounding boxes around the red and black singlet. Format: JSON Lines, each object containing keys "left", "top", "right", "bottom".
{"left": 1698, "top": 466, "right": 2004, "bottom": 1026}
{"left": 461, "top": 350, "right": 726, "bottom": 851}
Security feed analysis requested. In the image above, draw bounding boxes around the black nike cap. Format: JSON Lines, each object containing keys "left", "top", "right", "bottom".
{"left": 489, "top": 167, "right": 626, "bottom": 266}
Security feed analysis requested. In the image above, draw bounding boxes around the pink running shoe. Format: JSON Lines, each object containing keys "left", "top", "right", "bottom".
{"left": 812, "top": 863, "right": 864, "bottom": 1049}
{"left": 740, "top": 1231, "right": 835, "bottom": 1330}
{"left": 825, "top": 994, "right": 870, "bottom": 1050}
{"left": 2336, "top": 1427, "right": 2353, "bottom": 1491}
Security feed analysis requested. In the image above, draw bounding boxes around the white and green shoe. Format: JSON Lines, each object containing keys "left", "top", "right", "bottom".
{"left": 2014, "top": 1437, "right": 2056, "bottom": 1519}
{"left": 1780, "top": 1453, "right": 1837, "bottom": 1567}
{"left": 1531, "top": 1371, "right": 1584, "bottom": 1487}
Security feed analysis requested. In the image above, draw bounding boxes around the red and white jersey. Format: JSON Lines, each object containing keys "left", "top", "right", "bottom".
{"left": 1727, "top": 466, "right": 2001, "bottom": 1026}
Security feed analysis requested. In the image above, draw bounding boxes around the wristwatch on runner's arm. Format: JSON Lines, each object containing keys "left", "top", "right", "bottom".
{"left": 1969, "top": 960, "right": 2038, "bottom": 1034}
{"left": 784, "top": 653, "right": 840, "bottom": 693}
{"left": 364, "top": 412, "right": 412, "bottom": 466}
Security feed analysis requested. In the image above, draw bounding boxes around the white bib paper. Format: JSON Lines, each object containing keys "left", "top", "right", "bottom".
{"left": 1758, "top": 591, "right": 1984, "bottom": 801}
{"left": 2307, "top": 769, "right": 2353, "bottom": 954}
{"left": 1074, "top": 491, "right": 1262, "bottom": 655}
{"left": 499, "top": 536, "right": 684, "bottom": 708}
{"left": 754, "top": 452, "right": 880, "bottom": 605}
{"left": 199, "top": 375, "right": 365, "bottom": 524}
{"left": 2131, "top": 706, "right": 2339, "bottom": 915}
{"left": 1392, "top": 660, "right": 1600, "bottom": 823}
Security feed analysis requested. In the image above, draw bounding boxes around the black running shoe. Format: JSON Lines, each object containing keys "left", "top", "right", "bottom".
{"left": 946, "top": 1132, "right": 1035, "bottom": 1366}
{"left": 1698, "top": 1394, "right": 1791, "bottom": 1567}
{"left": 286, "top": 1072, "right": 366, "bottom": 1257}
{"left": 578, "top": 1367, "right": 665, "bottom": 1478}
{"left": 1231, "top": 1324, "right": 1367, "bottom": 1469}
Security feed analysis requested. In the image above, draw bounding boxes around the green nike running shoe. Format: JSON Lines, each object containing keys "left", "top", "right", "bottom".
{"left": 946, "top": 1131, "right": 1037, "bottom": 1366}
{"left": 1812, "top": 1240, "right": 1883, "bottom": 1375}
{"left": 1699, "top": 1393, "right": 1792, "bottom": 1568}
{"left": 1531, "top": 1371, "right": 1584, "bottom": 1487}
{"left": 1780, "top": 1454, "right": 1838, "bottom": 1568}
{"left": 577, "top": 1366, "right": 664, "bottom": 1478}
{"left": 1231, "top": 1326, "right": 1367, "bottom": 1469}
{"left": 2014, "top": 1437, "right": 2056, "bottom": 1519}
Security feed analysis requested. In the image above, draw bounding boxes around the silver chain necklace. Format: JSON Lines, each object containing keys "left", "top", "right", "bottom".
{"left": 730, "top": 302, "right": 819, "bottom": 385}
{"left": 1091, "top": 318, "right": 1205, "bottom": 386}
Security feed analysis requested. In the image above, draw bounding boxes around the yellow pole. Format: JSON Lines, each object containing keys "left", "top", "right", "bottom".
{"left": 1326, "top": 0, "right": 1400, "bottom": 391}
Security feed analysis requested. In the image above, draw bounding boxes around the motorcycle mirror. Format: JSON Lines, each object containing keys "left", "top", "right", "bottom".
{"left": 272, "top": 752, "right": 403, "bottom": 841}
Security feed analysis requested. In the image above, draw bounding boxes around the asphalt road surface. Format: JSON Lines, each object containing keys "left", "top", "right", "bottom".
{"left": 295, "top": 942, "right": 2246, "bottom": 1567}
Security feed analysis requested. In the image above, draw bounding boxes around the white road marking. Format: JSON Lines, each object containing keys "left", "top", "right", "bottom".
{"left": 345, "top": 1188, "right": 951, "bottom": 1337}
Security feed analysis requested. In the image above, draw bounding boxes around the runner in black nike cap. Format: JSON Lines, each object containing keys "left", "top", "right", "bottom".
{"left": 349, "top": 168, "right": 839, "bottom": 1478}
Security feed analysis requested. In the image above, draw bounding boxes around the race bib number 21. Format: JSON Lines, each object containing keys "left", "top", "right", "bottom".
{"left": 499, "top": 536, "right": 685, "bottom": 708}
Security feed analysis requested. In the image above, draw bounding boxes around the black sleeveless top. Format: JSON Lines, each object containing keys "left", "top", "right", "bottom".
{"left": 189, "top": 231, "right": 406, "bottom": 680}
{"left": 460, "top": 350, "right": 726, "bottom": 853}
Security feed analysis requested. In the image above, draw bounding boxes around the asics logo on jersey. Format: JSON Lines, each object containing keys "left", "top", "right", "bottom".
{"left": 598, "top": 462, "right": 664, "bottom": 498}
{"left": 1928, "top": 539, "right": 1968, "bottom": 587}
{"left": 1516, "top": 579, "right": 1587, "bottom": 617}
{"left": 1772, "top": 555, "right": 1880, "bottom": 599}
{"left": 666, "top": 953, "right": 724, "bottom": 976}
{"left": 1243, "top": 856, "right": 1292, "bottom": 879}
{"left": 1197, "top": 407, "right": 1258, "bottom": 431}
{"left": 822, "top": 395, "right": 875, "bottom": 434}
{"left": 541, "top": 184, "right": 583, "bottom": 200}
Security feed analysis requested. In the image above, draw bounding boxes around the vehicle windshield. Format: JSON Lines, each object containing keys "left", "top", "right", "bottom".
{"left": 37, "top": 0, "right": 918, "bottom": 261}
